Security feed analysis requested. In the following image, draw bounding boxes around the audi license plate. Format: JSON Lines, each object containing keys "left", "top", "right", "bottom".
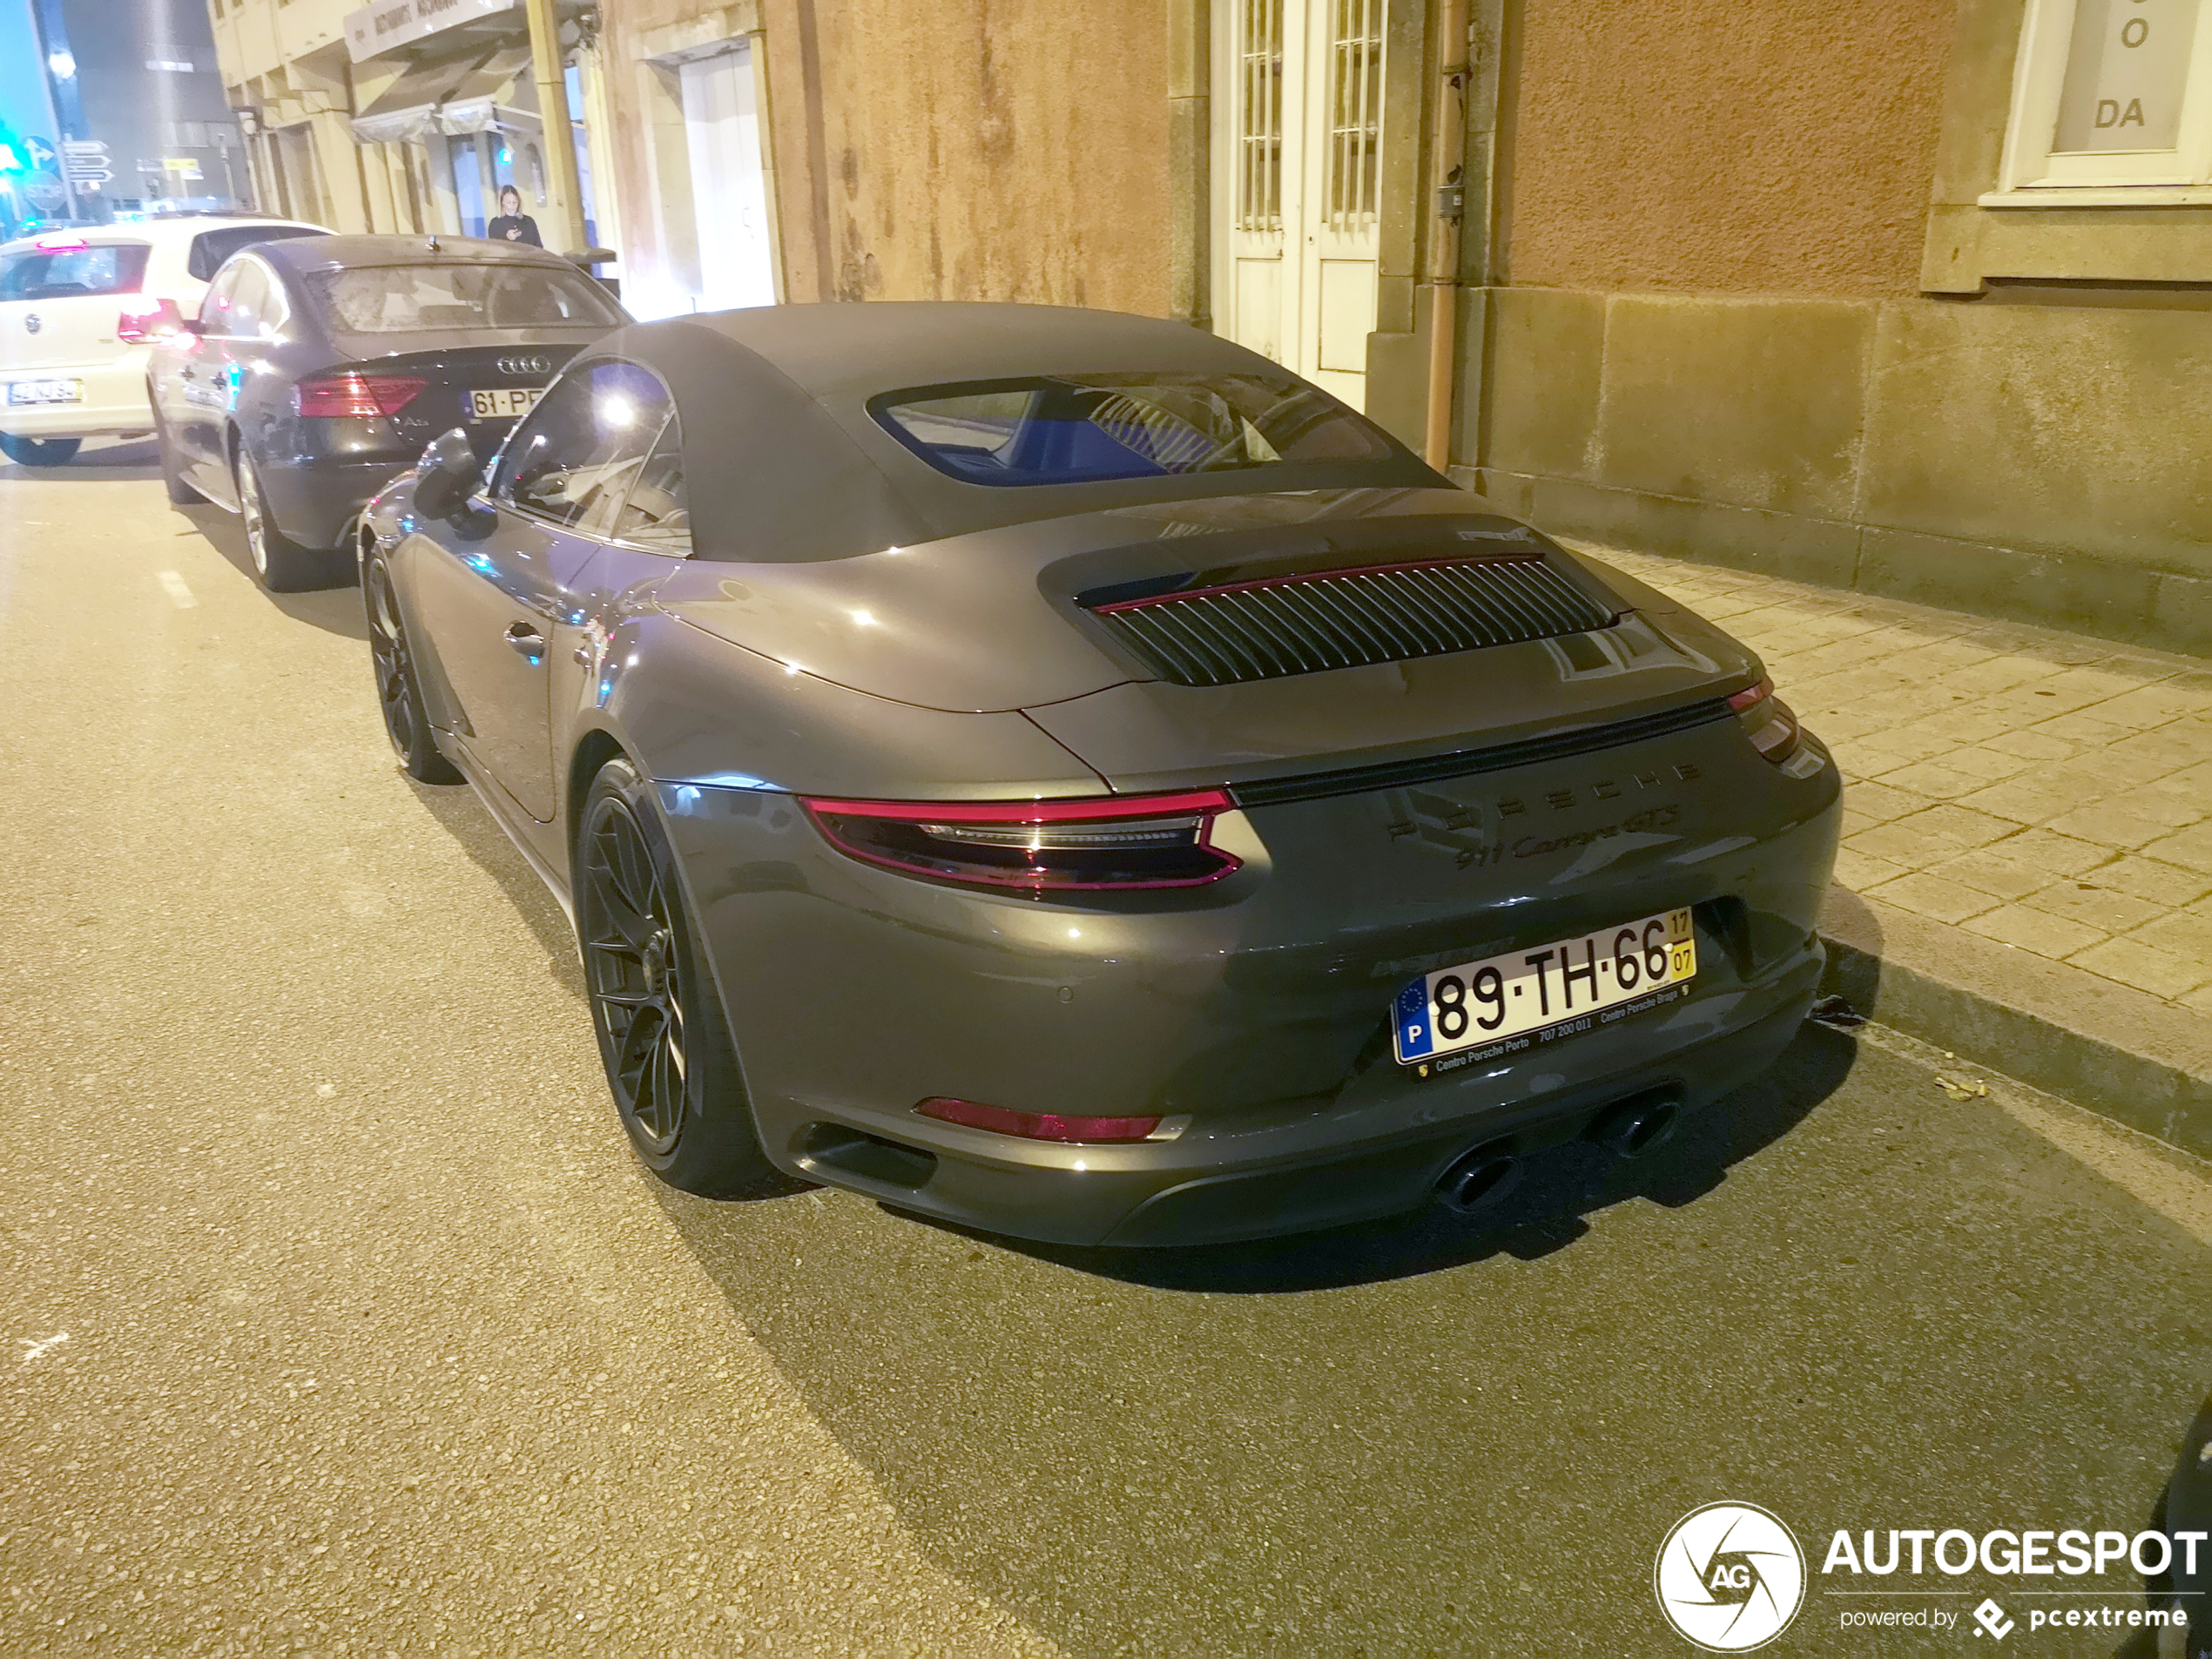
{"left": 469, "top": 386, "right": 543, "bottom": 421}
{"left": 1393, "top": 906, "right": 1696, "bottom": 1066}
{"left": 7, "top": 378, "right": 82, "bottom": 405}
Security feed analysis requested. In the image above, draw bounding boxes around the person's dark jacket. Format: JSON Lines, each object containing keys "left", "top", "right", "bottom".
{"left": 487, "top": 213, "right": 542, "bottom": 247}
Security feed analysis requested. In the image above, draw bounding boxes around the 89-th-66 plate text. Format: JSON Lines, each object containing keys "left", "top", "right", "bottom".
{"left": 1393, "top": 907, "right": 1696, "bottom": 1064}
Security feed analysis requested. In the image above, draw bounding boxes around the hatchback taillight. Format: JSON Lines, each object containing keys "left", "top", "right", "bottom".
{"left": 293, "top": 374, "right": 428, "bottom": 418}
{"left": 1728, "top": 677, "right": 1804, "bottom": 765}
{"left": 117, "top": 297, "right": 185, "bottom": 343}
{"left": 799, "top": 788, "right": 1242, "bottom": 892}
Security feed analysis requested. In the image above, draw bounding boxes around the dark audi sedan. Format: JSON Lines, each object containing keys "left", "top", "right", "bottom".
{"left": 361, "top": 302, "right": 1841, "bottom": 1248}
{"left": 150, "top": 233, "right": 624, "bottom": 591}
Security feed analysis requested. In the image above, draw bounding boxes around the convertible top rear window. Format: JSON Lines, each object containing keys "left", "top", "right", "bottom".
{"left": 870, "top": 371, "right": 1395, "bottom": 488}
{"left": 307, "top": 262, "right": 622, "bottom": 334}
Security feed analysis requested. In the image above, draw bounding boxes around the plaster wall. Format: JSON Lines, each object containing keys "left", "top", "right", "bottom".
{"left": 1498, "top": 0, "right": 1954, "bottom": 297}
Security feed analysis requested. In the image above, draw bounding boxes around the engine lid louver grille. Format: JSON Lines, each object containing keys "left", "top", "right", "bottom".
{"left": 1084, "top": 556, "right": 1616, "bottom": 688}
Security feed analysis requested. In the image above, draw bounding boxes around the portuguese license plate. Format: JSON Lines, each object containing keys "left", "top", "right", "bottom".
{"left": 469, "top": 386, "right": 542, "bottom": 420}
{"left": 1393, "top": 906, "right": 1696, "bottom": 1065}
{"left": 7, "top": 378, "right": 82, "bottom": 405}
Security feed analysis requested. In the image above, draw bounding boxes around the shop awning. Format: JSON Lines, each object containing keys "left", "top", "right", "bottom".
{"left": 351, "top": 43, "right": 535, "bottom": 144}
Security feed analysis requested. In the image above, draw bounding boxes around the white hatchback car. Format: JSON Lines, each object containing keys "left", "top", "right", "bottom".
{"left": 0, "top": 213, "right": 328, "bottom": 467}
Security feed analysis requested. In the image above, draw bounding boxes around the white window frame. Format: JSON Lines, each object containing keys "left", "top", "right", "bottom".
{"left": 1984, "top": 0, "right": 2212, "bottom": 205}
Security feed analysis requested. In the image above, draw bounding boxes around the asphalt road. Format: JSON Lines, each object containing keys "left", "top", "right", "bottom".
{"left": 1, "top": 442, "right": 2206, "bottom": 1659}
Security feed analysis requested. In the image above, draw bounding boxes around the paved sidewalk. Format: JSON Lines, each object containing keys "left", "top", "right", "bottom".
{"left": 1576, "top": 543, "right": 2212, "bottom": 1015}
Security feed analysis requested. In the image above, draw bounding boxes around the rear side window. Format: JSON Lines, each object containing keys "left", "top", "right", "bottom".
{"left": 307, "top": 262, "right": 621, "bottom": 334}
{"left": 611, "top": 423, "right": 690, "bottom": 556}
{"left": 871, "top": 371, "right": 1394, "bottom": 488}
{"left": 185, "top": 225, "right": 327, "bottom": 282}
{"left": 0, "top": 243, "right": 151, "bottom": 301}
{"left": 210, "top": 260, "right": 271, "bottom": 338}
{"left": 493, "top": 360, "right": 674, "bottom": 534}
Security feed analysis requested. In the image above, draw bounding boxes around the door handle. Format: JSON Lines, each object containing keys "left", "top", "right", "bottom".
{"left": 504, "top": 622, "right": 545, "bottom": 662}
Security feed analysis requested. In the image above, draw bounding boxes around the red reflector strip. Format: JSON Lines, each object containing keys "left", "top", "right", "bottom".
{"left": 916, "top": 1097, "right": 1161, "bottom": 1143}
{"left": 294, "top": 374, "right": 428, "bottom": 418}
{"left": 35, "top": 234, "right": 89, "bottom": 252}
{"left": 1726, "top": 676, "right": 1774, "bottom": 711}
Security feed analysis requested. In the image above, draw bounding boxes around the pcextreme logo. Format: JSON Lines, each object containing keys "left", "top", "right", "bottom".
{"left": 1655, "top": 1502, "right": 1808, "bottom": 1652}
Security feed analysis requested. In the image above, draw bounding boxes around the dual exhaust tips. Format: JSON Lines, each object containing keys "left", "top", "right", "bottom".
{"left": 1434, "top": 1093, "right": 1681, "bottom": 1217}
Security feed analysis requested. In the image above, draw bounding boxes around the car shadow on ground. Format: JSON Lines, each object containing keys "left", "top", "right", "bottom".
{"left": 644, "top": 1023, "right": 1883, "bottom": 1657}
{"left": 899, "top": 1023, "right": 1857, "bottom": 1294}
{"left": 179, "top": 502, "right": 368, "bottom": 639}
{"left": 401, "top": 774, "right": 589, "bottom": 999}
{"left": 0, "top": 435, "right": 159, "bottom": 482}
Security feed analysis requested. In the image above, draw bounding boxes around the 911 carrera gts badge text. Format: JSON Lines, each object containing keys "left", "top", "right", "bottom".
{"left": 1384, "top": 762, "right": 1699, "bottom": 869}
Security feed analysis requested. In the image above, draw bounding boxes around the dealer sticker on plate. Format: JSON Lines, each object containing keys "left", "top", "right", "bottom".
{"left": 1393, "top": 906, "right": 1696, "bottom": 1066}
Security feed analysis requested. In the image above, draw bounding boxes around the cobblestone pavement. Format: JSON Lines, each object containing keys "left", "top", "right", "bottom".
{"left": 1580, "top": 544, "right": 2212, "bottom": 1014}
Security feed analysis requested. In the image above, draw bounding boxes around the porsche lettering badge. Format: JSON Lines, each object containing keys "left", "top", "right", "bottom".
{"left": 1384, "top": 762, "right": 1700, "bottom": 868}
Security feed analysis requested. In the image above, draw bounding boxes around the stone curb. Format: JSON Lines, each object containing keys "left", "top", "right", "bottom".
{"left": 1817, "top": 889, "right": 2211, "bottom": 1160}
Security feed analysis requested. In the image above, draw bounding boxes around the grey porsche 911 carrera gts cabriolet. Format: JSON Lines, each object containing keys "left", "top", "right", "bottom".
{"left": 358, "top": 301, "right": 1840, "bottom": 1248}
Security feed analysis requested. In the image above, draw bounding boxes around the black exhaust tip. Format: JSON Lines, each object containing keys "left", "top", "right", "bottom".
{"left": 1587, "top": 1093, "right": 1681, "bottom": 1159}
{"left": 1436, "top": 1143, "right": 1523, "bottom": 1216}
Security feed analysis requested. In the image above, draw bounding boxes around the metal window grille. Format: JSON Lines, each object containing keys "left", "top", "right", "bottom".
{"left": 1238, "top": 0, "right": 1284, "bottom": 231}
{"left": 1327, "top": 0, "right": 1383, "bottom": 224}
{"left": 1089, "top": 558, "right": 1617, "bottom": 688}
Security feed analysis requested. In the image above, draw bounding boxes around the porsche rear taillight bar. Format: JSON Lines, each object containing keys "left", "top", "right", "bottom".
{"left": 799, "top": 788, "right": 1241, "bottom": 892}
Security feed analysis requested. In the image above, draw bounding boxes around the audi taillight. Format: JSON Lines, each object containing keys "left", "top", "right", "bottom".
{"left": 293, "top": 374, "right": 428, "bottom": 418}
{"left": 916, "top": 1097, "right": 1162, "bottom": 1143}
{"left": 1728, "top": 677, "right": 1804, "bottom": 765}
{"left": 800, "top": 788, "right": 1242, "bottom": 892}
{"left": 117, "top": 297, "right": 185, "bottom": 343}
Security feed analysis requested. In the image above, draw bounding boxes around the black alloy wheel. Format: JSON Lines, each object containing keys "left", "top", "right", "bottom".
{"left": 576, "top": 758, "right": 776, "bottom": 1196}
{"left": 364, "top": 553, "right": 462, "bottom": 784}
{"left": 0, "top": 434, "right": 80, "bottom": 466}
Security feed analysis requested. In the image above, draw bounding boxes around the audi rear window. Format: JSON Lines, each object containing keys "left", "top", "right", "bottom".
{"left": 0, "top": 243, "right": 151, "bottom": 301}
{"left": 870, "top": 371, "right": 1396, "bottom": 488}
{"left": 307, "top": 262, "right": 622, "bottom": 334}
{"left": 187, "top": 224, "right": 327, "bottom": 282}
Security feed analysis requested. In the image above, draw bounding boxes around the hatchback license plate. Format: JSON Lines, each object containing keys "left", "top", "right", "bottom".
{"left": 7, "top": 378, "right": 82, "bottom": 405}
{"left": 1393, "top": 906, "right": 1696, "bottom": 1065}
{"left": 469, "top": 386, "right": 543, "bottom": 420}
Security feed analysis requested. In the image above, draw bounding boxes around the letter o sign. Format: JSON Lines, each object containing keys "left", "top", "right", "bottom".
{"left": 2122, "top": 17, "right": 2149, "bottom": 44}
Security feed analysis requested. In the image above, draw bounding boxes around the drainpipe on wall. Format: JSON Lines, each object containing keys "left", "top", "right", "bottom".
{"left": 1421, "top": 0, "right": 1471, "bottom": 471}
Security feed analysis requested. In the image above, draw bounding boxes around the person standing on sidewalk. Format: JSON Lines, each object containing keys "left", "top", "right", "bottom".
{"left": 487, "top": 186, "right": 542, "bottom": 246}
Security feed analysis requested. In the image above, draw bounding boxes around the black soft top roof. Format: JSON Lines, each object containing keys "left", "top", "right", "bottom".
{"left": 571, "top": 302, "right": 1441, "bottom": 563}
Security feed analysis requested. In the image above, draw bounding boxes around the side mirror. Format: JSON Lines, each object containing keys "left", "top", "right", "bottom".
{"left": 414, "top": 428, "right": 484, "bottom": 520}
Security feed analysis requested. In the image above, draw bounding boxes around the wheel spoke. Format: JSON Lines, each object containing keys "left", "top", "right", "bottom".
{"left": 663, "top": 971, "right": 687, "bottom": 1082}
{"left": 647, "top": 1035, "right": 675, "bottom": 1136}
{"left": 615, "top": 1002, "right": 661, "bottom": 1092}
{"left": 588, "top": 833, "right": 657, "bottom": 948}
{"left": 610, "top": 814, "right": 658, "bottom": 921}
